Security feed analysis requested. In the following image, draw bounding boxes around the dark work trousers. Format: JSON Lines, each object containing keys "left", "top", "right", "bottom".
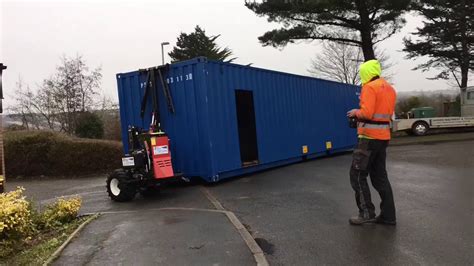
{"left": 350, "top": 138, "right": 396, "bottom": 221}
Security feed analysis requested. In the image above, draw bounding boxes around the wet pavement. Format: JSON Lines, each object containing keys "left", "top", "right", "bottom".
{"left": 7, "top": 178, "right": 251, "bottom": 265}
{"left": 54, "top": 210, "right": 254, "bottom": 266}
{"left": 207, "top": 140, "right": 474, "bottom": 265}
{"left": 8, "top": 139, "right": 474, "bottom": 265}
{"left": 8, "top": 175, "right": 213, "bottom": 214}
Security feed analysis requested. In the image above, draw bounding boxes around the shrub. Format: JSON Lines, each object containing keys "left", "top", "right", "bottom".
{"left": 0, "top": 187, "right": 83, "bottom": 258}
{"left": 6, "top": 124, "right": 27, "bottom": 131}
{"left": 75, "top": 112, "right": 104, "bottom": 139}
{"left": 48, "top": 138, "right": 122, "bottom": 176}
{"left": 41, "top": 197, "right": 82, "bottom": 229}
{"left": 4, "top": 131, "right": 60, "bottom": 176}
{"left": 0, "top": 187, "right": 33, "bottom": 243}
{"left": 5, "top": 131, "right": 122, "bottom": 177}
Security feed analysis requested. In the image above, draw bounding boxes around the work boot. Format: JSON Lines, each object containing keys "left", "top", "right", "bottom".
{"left": 375, "top": 215, "right": 396, "bottom": 225}
{"left": 349, "top": 215, "right": 375, "bottom": 225}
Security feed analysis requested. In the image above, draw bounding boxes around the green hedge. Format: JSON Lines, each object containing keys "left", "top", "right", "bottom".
{"left": 5, "top": 131, "right": 123, "bottom": 177}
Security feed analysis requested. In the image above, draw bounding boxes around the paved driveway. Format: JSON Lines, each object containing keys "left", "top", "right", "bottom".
{"left": 9, "top": 178, "right": 256, "bottom": 265}
{"left": 9, "top": 140, "right": 474, "bottom": 265}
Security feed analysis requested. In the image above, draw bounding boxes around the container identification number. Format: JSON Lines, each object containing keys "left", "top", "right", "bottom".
{"left": 139, "top": 73, "right": 193, "bottom": 88}
{"left": 166, "top": 73, "right": 193, "bottom": 84}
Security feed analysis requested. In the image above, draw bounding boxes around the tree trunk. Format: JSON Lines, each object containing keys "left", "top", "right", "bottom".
{"left": 459, "top": 1, "right": 469, "bottom": 90}
{"left": 360, "top": 34, "right": 376, "bottom": 61}
{"left": 460, "top": 66, "right": 468, "bottom": 90}
{"left": 355, "top": 0, "right": 376, "bottom": 61}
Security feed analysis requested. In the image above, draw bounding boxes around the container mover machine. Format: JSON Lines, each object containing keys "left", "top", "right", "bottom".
{"left": 106, "top": 57, "right": 360, "bottom": 201}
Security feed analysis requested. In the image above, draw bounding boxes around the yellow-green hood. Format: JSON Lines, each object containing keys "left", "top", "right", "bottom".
{"left": 360, "top": 59, "right": 381, "bottom": 85}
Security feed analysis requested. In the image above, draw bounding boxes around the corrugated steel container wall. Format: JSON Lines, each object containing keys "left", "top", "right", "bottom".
{"left": 117, "top": 57, "right": 360, "bottom": 182}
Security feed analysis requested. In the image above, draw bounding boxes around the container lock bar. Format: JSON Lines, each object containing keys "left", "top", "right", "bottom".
{"left": 157, "top": 67, "right": 175, "bottom": 114}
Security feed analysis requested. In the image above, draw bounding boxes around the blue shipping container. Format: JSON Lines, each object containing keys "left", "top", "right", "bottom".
{"left": 117, "top": 57, "right": 360, "bottom": 182}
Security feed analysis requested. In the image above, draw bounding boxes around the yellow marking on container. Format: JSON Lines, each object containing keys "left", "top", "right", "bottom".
{"left": 302, "top": 145, "right": 308, "bottom": 154}
{"left": 151, "top": 137, "right": 156, "bottom": 146}
{"left": 326, "top": 141, "right": 332, "bottom": 150}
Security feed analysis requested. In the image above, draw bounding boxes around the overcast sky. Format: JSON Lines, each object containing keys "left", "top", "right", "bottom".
{"left": 1, "top": 0, "right": 462, "bottom": 110}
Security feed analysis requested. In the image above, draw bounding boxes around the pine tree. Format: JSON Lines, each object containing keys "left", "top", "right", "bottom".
{"left": 403, "top": 0, "right": 473, "bottom": 89}
{"left": 245, "top": 0, "right": 410, "bottom": 61}
{"left": 169, "top": 26, "right": 235, "bottom": 63}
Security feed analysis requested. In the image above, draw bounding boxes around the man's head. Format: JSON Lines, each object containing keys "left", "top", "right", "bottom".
{"left": 359, "top": 59, "right": 381, "bottom": 85}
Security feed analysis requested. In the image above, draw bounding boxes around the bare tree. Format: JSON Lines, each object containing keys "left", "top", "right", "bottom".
{"left": 309, "top": 39, "right": 394, "bottom": 85}
{"left": 10, "top": 55, "right": 102, "bottom": 134}
{"left": 10, "top": 77, "right": 40, "bottom": 130}
{"left": 34, "top": 80, "right": 59, "bottom": 130}
{"left": 44, "top": 55, "right": 102, "bottom": 133}
{"left": 11, "top": 77, "right": 62, "bottom": 130}
{"left": 55, "top": 55, "right": 102, "bottom": 112}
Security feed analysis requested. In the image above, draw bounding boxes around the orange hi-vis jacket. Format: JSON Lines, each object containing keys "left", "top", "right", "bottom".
{"left": 355, "top": 78, "right": 396, "bottom": 140}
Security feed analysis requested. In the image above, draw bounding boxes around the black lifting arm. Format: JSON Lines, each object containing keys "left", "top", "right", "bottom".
{"left": 157, "top": 66, "right": 175, "bottom": 114}
{"left": 139, "top": 66, "right": 175, "bottom": 131}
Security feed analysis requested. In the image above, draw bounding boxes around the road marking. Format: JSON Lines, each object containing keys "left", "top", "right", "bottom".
{"left": 201, "top": 187, "right": 269, "bottom": 266}
{"left": 38, "top": 191, "right": 104, "bottom": 204}
{"left": 82, "top": 207, "right": 226, "bottom": 216}
{"left": 75, "top": 191, "right": 104, "bottom": 196}
{"left": 200, "top": 186, "right": 225, "bottom": 210}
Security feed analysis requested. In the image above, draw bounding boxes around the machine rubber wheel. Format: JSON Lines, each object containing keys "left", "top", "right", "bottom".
{"left": 106, "top": 169, "right": 136, "bottom": 202}
{"left": 412, "top": 121, "right": 429, "bottom": 136}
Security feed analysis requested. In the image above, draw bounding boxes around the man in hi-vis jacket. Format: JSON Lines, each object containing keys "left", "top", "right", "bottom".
{"left": 347, "top": 59, "right": 397, "bottom": 225}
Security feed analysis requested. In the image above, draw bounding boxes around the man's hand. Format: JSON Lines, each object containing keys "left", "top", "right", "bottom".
{"left": 347, "top": 109, "right": 359, "bottom": 118}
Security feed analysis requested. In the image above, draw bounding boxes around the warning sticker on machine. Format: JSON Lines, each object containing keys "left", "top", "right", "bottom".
{"left": 153, "top": 145, "right": 169, "bottom": 155}
{"left": 122, "top": 157, "right": 135, "bottom": 167}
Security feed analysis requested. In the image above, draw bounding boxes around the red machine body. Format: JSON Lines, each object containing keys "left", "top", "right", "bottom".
{"left": 149, "top": 133, "right": 174, "bottom": 179}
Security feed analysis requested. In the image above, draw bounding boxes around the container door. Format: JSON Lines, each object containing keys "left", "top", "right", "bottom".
{"left": 235, "top": 90, "right": 259, "bottom": 166}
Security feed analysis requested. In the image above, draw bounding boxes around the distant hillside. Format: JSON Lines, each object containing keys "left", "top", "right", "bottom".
{"left": 397, "top": 89, "right": 459, "bottom": 99}
{"left": 2, "top": 109, "right": 121, "bottom": 140}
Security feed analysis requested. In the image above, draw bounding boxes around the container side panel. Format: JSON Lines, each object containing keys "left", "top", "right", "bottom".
{"left": 203, "top": 63, "right": 242, "bottom": 175}
{"left": 116, "top": 72, "right": 152, "bottom": 154}
{"left": 204, "top": 61, "right": 359, "bottom": 178}
{"left": 160, "top": 62, "right": 213, "bottom": 177}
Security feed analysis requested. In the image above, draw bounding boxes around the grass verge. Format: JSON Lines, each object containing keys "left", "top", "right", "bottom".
{"left": 1, "top": 215, "right": 97, "bottom": 266}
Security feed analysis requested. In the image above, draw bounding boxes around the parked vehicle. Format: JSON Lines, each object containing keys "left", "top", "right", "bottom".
{"left": 393, "top": 87, "right": 474, "bottom": 136}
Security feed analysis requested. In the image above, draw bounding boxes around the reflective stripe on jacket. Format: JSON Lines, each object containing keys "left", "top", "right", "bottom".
{"left": 356, "top": 78, "right": 396, "bottom": 140}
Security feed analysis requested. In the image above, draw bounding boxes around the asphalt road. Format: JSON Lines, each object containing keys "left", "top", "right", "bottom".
{"left": 8, "top": 140, "right": 474, "bottom": 265}
{"left": 207, "top": 140, "right": 474, "bottom": 265}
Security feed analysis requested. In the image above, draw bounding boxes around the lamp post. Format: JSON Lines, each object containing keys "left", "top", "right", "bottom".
{"left": 0, "top": 63, "right": 6, "bottom": 193}
{"left": 161, "top": 42, "right": 170, "bottom": 65}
